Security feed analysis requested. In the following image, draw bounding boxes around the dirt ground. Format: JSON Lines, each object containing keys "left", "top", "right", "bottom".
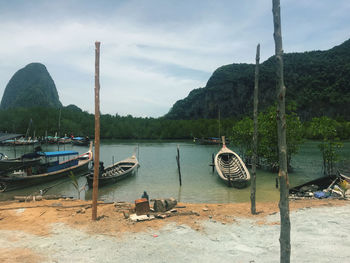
{"left": 0, "top": 198, "right": 349, "bottom": 262}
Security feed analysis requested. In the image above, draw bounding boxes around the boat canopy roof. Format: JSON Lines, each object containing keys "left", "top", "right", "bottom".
{"left": 39, "top": 150, "right": 79, "bottom": 157}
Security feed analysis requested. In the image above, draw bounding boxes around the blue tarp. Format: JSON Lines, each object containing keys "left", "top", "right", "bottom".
{"left": 40, "top": 151, "right": 79, "bottom": 157}
{"left": 73, "top": 137, "right": 84, "bottom": 140}
{"left": 314, "top": 191, "right": 331, "bottom": 199}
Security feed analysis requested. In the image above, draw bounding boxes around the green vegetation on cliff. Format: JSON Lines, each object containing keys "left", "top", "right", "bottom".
{"left": 0, "top": 63, "right": 62, "bottom": 109}
{"left": 0, "top": 107, "right": 348, "bottom": 141}
{"left": 166, "top": 39, "right": 350, "bottom": 121}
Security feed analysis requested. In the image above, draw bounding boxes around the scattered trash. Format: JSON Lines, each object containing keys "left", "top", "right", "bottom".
{"left": 314, "top": 191, "right": 330, "bottom": 199}
{"left": 15, "top": 208, "right": 26, "bottom": 214}
{"left": 331, "top": 189, "right": 343, "bottom": 198}
{"left": 153, "top": 234, "right": 158, "bottom": 238}
{"left": 339, "top": 179, "right": 350, "bottom": 190}
{"left": 130, "top": 214, "right": 155, "bottom": 222}
{"left": 289, "top": 176, "right": 350, "bottom": 200}
{"left": 345, "top": 189, "right": 350, "bottom": 200}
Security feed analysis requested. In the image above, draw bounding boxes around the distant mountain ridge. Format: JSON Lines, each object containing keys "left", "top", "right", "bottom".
{"left": 0, "top": 63, "right": 62, "bottom": 109}
{"left": 165, "top": 38, "right": 350, "bottom": 121}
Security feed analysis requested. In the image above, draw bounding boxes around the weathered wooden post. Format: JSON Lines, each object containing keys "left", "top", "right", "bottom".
{"left": 176, "top": 145, "right": 182, "bottom": 186}
{"left": 92, "top": 41, "right": 101, "bottom": 221}
{"left": 272, "top": 1, "right": 291, "bottom": 262}
{"left": 251, "top": 43, "right": 260, "bottom": 215}
{"left": 212, "top": 153, "right": 215, "bottom": 173}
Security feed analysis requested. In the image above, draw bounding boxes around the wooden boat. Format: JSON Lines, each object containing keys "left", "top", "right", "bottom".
{"left": 2, "top": 137, "right": 38, "bottom": 146}
{"left": 72, "top": 137, "right": 90, "bottom": 146}
{"left": 58, "top": 137, "right": 72, "bottom": 144}
{"left": 194, "top": 137, "right": 229, "bottom": 145}
{"left": 0, "top": 143, "right": 93, "bottom": 192}
{"left": 0, "top": 152, "right": 42, "bottom": 175}
{"left": 289, "top": 176, "right": 335, "bottom": 195}
{"left": 214, "top": 137, "right": 250, "bottom": 188}
{"left": 86, "top": 155, "right": 139, "bottom": 188}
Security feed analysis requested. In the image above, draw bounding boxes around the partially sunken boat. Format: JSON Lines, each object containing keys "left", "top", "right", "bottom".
{"left": 214, "top": 137, "right": 250, "bottom": 188}
{"left": 0, "top": 143, "right": 93, "bottom": 192}
{"left": 86, "top": 155, "right": 139, "bottom": 188}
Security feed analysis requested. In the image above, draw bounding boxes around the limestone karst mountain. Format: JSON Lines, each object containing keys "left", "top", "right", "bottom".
{"left": 1, "top": 63, "right": 62, "bottom": 109}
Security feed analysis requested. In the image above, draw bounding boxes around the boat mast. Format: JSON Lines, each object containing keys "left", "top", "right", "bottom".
{"left": 218, "top": 108, "right": 221, "bottom": 140}
{"left": 58, "top": 108, "right": 61, "bottom": 151}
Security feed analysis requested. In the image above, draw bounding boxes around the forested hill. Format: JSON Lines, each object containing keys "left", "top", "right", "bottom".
{"left": 0, "top": 63, "right": 62, "bottom": 109}
{"left": 165, "top": 38, "right": 350, "bottom": 121}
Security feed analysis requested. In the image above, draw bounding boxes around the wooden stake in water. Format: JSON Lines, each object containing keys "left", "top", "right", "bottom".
{"left": 211, "top": 153, "right": 215, "bottom": 173}
{"left": 92, "top": 41, "right": 101, "bottom": 221}
{"left": 251, "top": 43, "right": 260, "bottom": 215}
{"left": 176, "top": 145, "right": 182, "bottom": 186}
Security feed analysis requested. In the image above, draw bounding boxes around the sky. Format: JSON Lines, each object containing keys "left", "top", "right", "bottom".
{"left": 0, "top": 0, "right": 349, "bottom": 118}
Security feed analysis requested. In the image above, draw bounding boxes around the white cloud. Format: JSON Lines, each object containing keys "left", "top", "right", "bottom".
{"left": 0, "top": 0, "right": 349, "bottom": 117}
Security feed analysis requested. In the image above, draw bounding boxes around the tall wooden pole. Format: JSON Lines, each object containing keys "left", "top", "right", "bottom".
{"left": 250, "top": 43, "right": 260, "bottom": 215}
{"left": 272, "top": 1, "right": 291, "bottom": 262}
{"left": 92, "top": 41, "right": 101, "bottom": 221}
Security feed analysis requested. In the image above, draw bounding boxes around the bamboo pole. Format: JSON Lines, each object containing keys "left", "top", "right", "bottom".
{"left": 251, "top": 43, "right": 260, "bottom": 215}
{"left": 92, "top": 41, "right": 101, "bottom": 221}
{"left": 272, "top": 1, "right": 291, "bottom": 262}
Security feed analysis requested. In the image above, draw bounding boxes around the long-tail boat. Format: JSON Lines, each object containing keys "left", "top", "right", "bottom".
{"left": 86, "top": 154, "right": 139, "bottom": 188}
{"left": 214, "top": 136, "right": 250, "bottom": 188}
{"left": 0, "top": 143, "right": 93, "bottom": 192}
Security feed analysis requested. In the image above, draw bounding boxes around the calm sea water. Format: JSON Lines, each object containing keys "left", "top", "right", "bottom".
{"left": 0, "top": 140, "right": 349, "bottom": 203}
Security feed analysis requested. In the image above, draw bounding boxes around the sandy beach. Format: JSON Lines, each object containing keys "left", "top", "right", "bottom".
{"left": 0, "top": 198, "right": 349, "bottom": 262}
